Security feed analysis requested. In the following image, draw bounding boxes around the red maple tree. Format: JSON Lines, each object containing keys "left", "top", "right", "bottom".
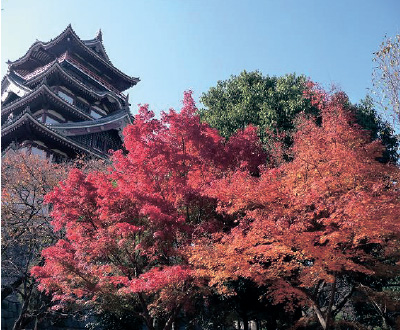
{"left": 190, "top": 84, "right": 400, "bottom": 329}
{"left": 31, "top": 91, "right": 266, "bottom": 329}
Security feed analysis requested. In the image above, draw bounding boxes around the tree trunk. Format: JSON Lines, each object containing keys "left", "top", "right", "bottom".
{"left": 312, "top": 276, "right": 337, "bottom": 330}
{"left": 137, "top": 293, "right": 155, "bottom": 330}
{"left": 13, "top": 299, "right": 29, "bottom": 330}
{"left": 242, "top": 313, "right": 249, "bottom": 330}
{"left": 163, "top": 304, "right": 182, "bottom": 330}
{"left": 325, "top": 276, "right": 337, "bottom": 330}
{"left": 313, "top": 305, "right": 327, "bottom": 330}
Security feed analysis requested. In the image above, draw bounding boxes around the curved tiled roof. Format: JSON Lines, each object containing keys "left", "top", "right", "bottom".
{"left": 2, "top": 84, "right": 93, "bottom": 121}
{"left": 1, "top": 75, "right": 31, "bottom": 103}
{"left": 1, "top": 110, "right": 108, "bottom": 159}
{"left": 7, "top": 25, "right": 139, "bottom": 92}
{"left": 21, "top": 61, "right": 125, "bottom": 107}
{"left": 50, "top": 108, "right": 131, "bottom": 136}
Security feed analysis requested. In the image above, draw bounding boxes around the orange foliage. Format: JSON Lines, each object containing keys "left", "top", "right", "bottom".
{"left": 190, "top": 83, "right": 400, "bottom": 326}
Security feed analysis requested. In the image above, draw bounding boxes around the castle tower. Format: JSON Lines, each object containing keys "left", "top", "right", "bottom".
{"left": 1, "top": 25, "right": 139, "bottom": 161}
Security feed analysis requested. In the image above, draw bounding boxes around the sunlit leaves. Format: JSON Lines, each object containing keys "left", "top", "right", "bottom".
{"left": 32, "top": 91, "right": 266, "bottom": 329}
{"left": 190, "top": 83, "right": 400, "bottom": 328}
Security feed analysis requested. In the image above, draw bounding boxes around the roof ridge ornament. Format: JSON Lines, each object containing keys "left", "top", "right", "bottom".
{"left": 96, "top": 29, "right": 103, "bottom": 42}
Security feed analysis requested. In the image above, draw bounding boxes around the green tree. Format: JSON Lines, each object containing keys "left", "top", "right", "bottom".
{"left": 200, "top": 71, "right": 316, "bottom": 138}
{"left": 201, "top": 70, "right": 398, "bottom": 163}
{"left": 200, "top": 71, "right": 318, "bottom": 142}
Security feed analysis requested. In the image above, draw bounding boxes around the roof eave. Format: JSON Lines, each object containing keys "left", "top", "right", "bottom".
{"left": 2, "top": 112, "right": 108, "bottom": 159}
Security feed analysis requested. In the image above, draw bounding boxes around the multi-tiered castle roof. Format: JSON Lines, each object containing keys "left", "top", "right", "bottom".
{"left": 1, "top": 25, "right": 139, "bottom": 161}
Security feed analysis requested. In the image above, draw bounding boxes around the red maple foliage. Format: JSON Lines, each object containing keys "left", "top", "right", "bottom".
{"left": 189, "top": 83, "right": 400, "bottom": 329}
{"left": 32, "top": 85, "right": 400, "bottom": 329}
{"left": 31, "top": 91, "right": 266, "bottom": 330}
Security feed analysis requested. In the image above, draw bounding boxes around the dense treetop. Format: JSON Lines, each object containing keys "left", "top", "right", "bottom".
{"left": 200, "top": 71, "right": 318, "bottom": 140}
{"left": 200, "top": 70, "right": 398, "bottom": 163}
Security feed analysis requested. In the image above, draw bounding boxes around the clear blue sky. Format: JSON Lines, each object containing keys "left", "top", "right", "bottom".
{"left": 2, "top": 0, "right": 399, "bottom": 116}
